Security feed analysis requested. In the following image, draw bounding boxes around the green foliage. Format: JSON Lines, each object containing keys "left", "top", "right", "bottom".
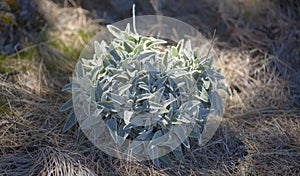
{"left": 61, "top": 21, "right": 227, "bottom": 167}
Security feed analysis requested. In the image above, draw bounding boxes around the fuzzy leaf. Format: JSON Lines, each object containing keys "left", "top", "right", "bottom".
{"left": 149, "top": 101, "right": 163, "bottom": 110}
{"left": 209, "top": 91, "right": 223, "bottom": 116}
{"left": 189, "top": 130, "right": 201, "bottom": 138}
{"left": 136, "top": 128, "right": 153, "bottom": 141}
{"left": 119, "top": 84, "right": 132, "bottom": 95}
{"left": 197, "top": 86, "right": 209, "bottom": 102}
{"left": 117, "top": 123, "right": 129, "bottom": 146}
{"left": 146, "top": 61, "right": 158, "bottom": 72}
{"left": 171, "top": 46, "right": 178, "bottom": 56}
{"left": 148, "top": 145, "right": 160, "bottom": 167}
{"left": 172, "top": 146, "right": 184, "bottom": 160}
{"left": 107, "top": 93, "right": 127, "bottom": 105}
{"left": 136, "top": 93, "right": 153, "bottom": 102}
{"left": 95, "top": 81, "right": 103, "bottom": 101}
{"left": 176, "top": 39, "right": 184, "bottom": 53}
{"left": 137, "top": 51, "right": 156, "bottom": 61}
{"left": 77, "top": 62, "right": 84, "bottom": 77}
{"left": 174, "top": 125, "right": 190, "bottom": 148}
{"left": 107, "top": 25, "right": 123, "bottom": 39}
{"left": 155, "top": 76, "right": 167, "bottom": 89}
{"left": 138, "top": 84, "right": 150, "bottom": 91}
{"left": 60, "top": 99, "right": 73, "bottom": 112}
{"left": 207, "top": 68, "right": 225, "bottom": 80}
{"left": 80, "top": 115, "right": 102, "bottom": 130}
{"left": 217, "top": 82, "right": 230, "bottom": 95}
{"left": 129, "top": 140, "right": 143, "bottom": 154}
{"left": 124, "top": 110, "right": 133, "bottom": 125}
{"left": 94, "top": 41, "right": 102, "bottom": 57}
{"left": 63, "top": 110, "right": 77, "bottom": 132}
{"left": 88, "top": 122, "right": 105, "bottom": 141}
{"left": 124, "top": 42, "right": 133, "bottom": 53}
{"left": 160, "top": 154, "right": 172, "bottom": 166}
{"left": 106, "top": 118, "right": 118, "bottom": 143}
{"left": 110, "top": 48, "right": 121, "bottom": 62}
{"left": 163, "top": 51, "right": 168, "bottom": 67}
{"left": 62, "top": 83, "right": 72, "bottom": 92}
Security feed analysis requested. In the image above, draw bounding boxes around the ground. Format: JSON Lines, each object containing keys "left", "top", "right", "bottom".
{"left": 0, "top": 0, "right": 299, "bottom": 175}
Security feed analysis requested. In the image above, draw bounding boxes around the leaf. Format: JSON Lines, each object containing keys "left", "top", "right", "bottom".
{"left": 174, "top": 125, "right": 190, "bottom": 148}
{"left": 166, "top": 58, "right": 176, "bottom": 71}
{"left": 130, "top": 116, "right": 144, "bottom": 126}
{"left": 129, "top": 140, "right": 143, "bottom": 154}
{"left": 89, "top": 66, "right": 101, "bottom": 81}
{"left": 95, "top": 81, "right": 103, "bottom": 101}
{"left": 163, "top": 51, "right": 168, "bottom": 67}
{"left": 198, "top": 55, "right": 213, "bottom": 70}
{"left": 197, "top": 86, "right": 209, "bottom": 102}
{"left": 148, "top": 145, "right": 160, "bottom": 167}
{"left": 163, "top": 98, "right": 177, "bottom": 109}
{"left": 185, "top": 39, "right": 192, "bottom": 52}
{"left": 63, "top": 110, "right": 77, "bottom": 132}
{"left": 137, "top": 51, "right": 156, "bottom": 61}
{"left": 173, "top": 71, "right": 190, "bottom": 77}
{"left": 77, "top": 62, "right": 84, "bottom": 77}
{"left": 152, "top": 87, "right": 165, "bottom": 102}
{"left": 172, "top": 146, "right": 184, "bottom": 160}
{"left": 136, "top": 93, "right": 153, "bottom": 102}
{"left": 123, "top": 123, "right": 135, "bottom": 131}
{"left": 105, "top": 118, "right": 118, "bottom": 143}
{"left": 209, "top": 91, "right": 223, "bottom": 116}
{"left": 160, "top": 155, "right": 172, "bottom": 166}
{"left": 80, "top": 116, "right": 102, "bottom": 129}
{"left": 138, "top": 84, "right": 150, "bottom": 91}
{"left": 133, "top": 44, "right": 143, "bottom": 55}
{"left": 110, "top": 49, "right": 121, "bottom": 62}
{"left": 189, "top": 130, "right": 200, "bottom": 138}
{"left": 171, "top": 46, "right": 177, "bottom": 56}
{"left": 149, "top": 101, "right": 163, "bottom": 110}
{"left": 197, "top": 135, "right": 202, "bottom": 146}
{"left": 97, "top": 102, "right": 117, "bottom": 112}
{"left": 176, "top": 39, "right": 184, "bottom": 53}
{"left": 217, "top": 82, "right": 230, "bottom": 95}
{"left": 60, "top": 99, "right": 73, "bottom": 112}
{"left": 117, "top": 123, "right": 129, "bottom": 146}
{"left": 107, "top": 25, "right": 123, "bottom": 38}
{"left": 202, "top": 78, "right": 211, "bottom": 89}
{"left": 155, "top": 76, "right": 167, "bottom": 89}
{"left": 107, "top": 93, "right": 126, "bottom": 105}
{"left": 62, "top": 83, "right": 72, "bottom": 92}
{"left": 88, "top": 122, "right": 106, "bottom": 142}
{"left": 124, "top": 42, "right": 133, "bottom": 53}
{"left": 108, "top": 58, "right": 117, "bottom": 67}
{"left": 182, "top": 139, "right": 190, "bottom": 149}
{"left": 146, "top": 61, "right": 158, "bottom": 72}
{"left": 136, "top": 128, "right": 153, "bottom": 141}
{"left": 119, "top": 84, "right": 132, "bottom": 95}
{"left": 146, "top": 38, "right": 167, "bottom": 48}
{"left": 125, "top": 23, "right": 130, "bottom": 33}
{"left": 153, "top": 130, "right": 163, "bottom": 140}
{"left": 127, "top": 69, "right": 136, "bottom": 78}
{"left": 124, "top": 110, "right": 133, "bottom": 125}
{"left": 197, "top": 109, "right": 210, "bottom": 120}
{"left": 207, "top": 68, "right": 225, "bottom": 80}
{"left": 94, "top": 41, "right": 102, "bottom": 57}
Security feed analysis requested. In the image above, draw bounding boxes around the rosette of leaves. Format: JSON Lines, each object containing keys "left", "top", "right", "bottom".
{"left": 60, "top": 22, "right": 227, "bottom": 167}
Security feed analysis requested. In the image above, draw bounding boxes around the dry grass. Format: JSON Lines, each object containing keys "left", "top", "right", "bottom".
{"left": 0, "top": 0, "right": 300, "bottom": 175}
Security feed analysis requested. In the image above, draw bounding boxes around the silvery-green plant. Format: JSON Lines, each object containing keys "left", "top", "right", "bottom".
{"left": 60, "top": 18, "right": 228, "bottom": 167}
